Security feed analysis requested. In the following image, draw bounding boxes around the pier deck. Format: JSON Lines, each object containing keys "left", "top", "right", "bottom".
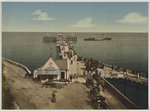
{"left": 43, "top": 35, "right": 77, "bottom": 43}
{"left": 100, "top": 88, "right": 126, "bottom": 109}
{"left": 70, "top": 77, "right": 127, "bottom": 109}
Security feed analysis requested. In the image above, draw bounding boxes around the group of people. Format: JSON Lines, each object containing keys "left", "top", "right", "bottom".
{"left": 111, "top": 65, "right": 142, "bottom": 76}
{"left": 86, "top": 72, "right": 106, "bottom": 109}
{"left": 111, "top": 65, "right": 128, "bottom": 74}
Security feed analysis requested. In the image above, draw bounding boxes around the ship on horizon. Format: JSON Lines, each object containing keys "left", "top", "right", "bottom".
{"left": 84, "top": 33, "right": 112, "bottom": 41}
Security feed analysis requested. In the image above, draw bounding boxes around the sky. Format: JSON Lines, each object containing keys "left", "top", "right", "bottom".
{"left": 2, "top": 2, "right": 148, "bottom": 32}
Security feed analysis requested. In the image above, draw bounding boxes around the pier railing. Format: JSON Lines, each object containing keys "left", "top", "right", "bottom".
{"left": 102, "top": 77, "right": 138, "bottom": 109}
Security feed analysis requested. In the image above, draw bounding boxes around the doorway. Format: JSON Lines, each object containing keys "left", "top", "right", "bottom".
{"left": 61, "top": 72, "right": 65, "bottom": 79}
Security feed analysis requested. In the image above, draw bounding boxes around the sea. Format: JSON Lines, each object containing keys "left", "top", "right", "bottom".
{"left": 2, "top": 32, "right": 148, "bottom": 108}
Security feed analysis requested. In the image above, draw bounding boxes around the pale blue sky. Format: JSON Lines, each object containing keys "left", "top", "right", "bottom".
{"left": 2, "top": 2, "right": 148, "bottom": 32}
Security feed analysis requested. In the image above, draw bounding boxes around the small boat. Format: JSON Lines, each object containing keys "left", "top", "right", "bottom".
{"left": 56, "top": 43, "right": 60, "bottom": 47}
{"left": 69, "top": 41, "right": 74, "bottom": 47}
{"left": 56, "top": 41, "right": 61, "bottom": 46}
{"left": 69, "top": 41, "right": 74, "bottom": 44}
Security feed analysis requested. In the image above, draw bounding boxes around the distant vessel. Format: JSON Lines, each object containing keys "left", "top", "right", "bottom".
{"left": 84, "top": 37, "right": 96, "bottom": 41}
{"left": 103, "top": 37, "right": 112, "bottom": 40}
{"left": 84, "top": 37, "right": 103, "bottom": 41}
{"left": 84, "top": 33, "right": 112, "bottom": 41}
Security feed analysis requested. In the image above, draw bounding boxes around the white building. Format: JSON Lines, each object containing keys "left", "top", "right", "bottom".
{"left": 33, "top": 57, "right": 69, "bottom": 80}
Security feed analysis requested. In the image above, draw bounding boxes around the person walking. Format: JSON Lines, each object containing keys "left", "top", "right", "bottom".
{"left": 111, "top": 65, "right": 114, "bottom": 70}
{"left": 123, "top": 68, "right": 126, "bottom": 74}
{"left": 70, "top": 75, "right": 72, "bottom": 82}
{"left": 97, "top": 80, "right": 100, "bottom": 87}
{"left": 137, "top": 72, "right": 140, "bottom": 78}
{"left": 102, "top": 83, "right": 105, "bottom": 91}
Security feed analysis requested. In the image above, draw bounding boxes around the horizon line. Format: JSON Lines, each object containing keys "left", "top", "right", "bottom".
{"left": 1, "top": 31, "right": 148, "bottom": 33}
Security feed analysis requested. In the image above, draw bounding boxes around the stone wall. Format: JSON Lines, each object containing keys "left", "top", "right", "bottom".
{"left": 2, "top": 58, "right": 31, "bottom": 74}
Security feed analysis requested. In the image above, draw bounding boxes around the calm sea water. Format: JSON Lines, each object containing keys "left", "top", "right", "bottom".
{"left": 74, "top": 33, "right": 148, "bottom": 75}
{"left": 107, "top": 79, "right": 148, "bottom": 109}
{"left": 2, "top": 32, "right": 148, "bottom": 108}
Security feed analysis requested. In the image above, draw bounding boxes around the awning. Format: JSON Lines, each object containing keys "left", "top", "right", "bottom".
{"left": 37, "top": 70, "right": 61, "bottom": 75}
